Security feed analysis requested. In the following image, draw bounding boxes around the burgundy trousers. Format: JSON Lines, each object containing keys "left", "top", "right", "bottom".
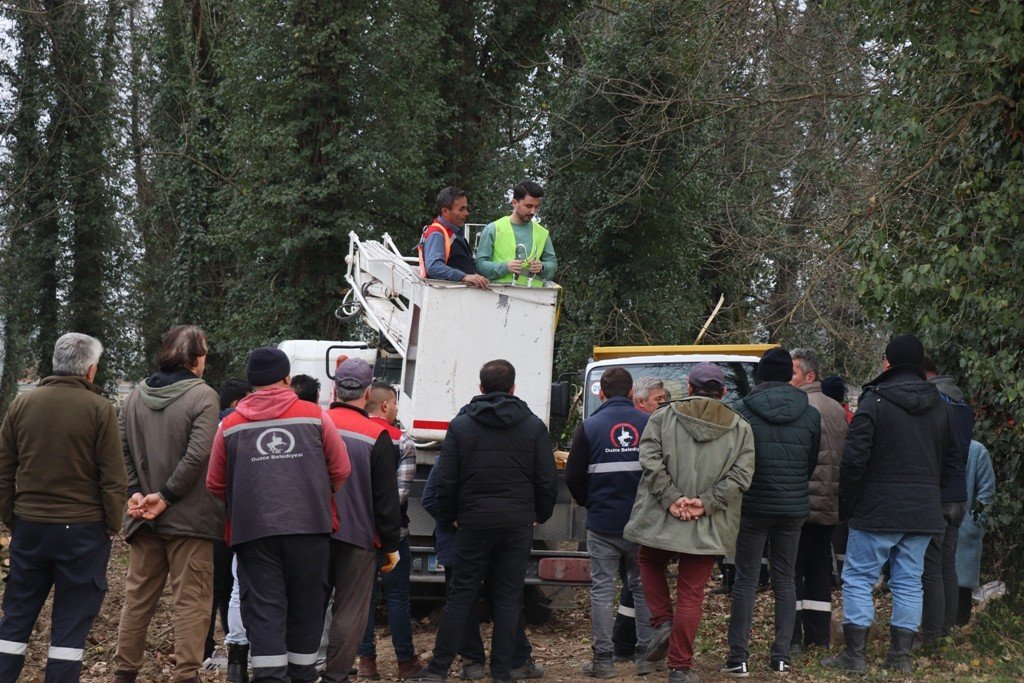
{"left": 637, "top": 546, "right": 715, "bottom": 671}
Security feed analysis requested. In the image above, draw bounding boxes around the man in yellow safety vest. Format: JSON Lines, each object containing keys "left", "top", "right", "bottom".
{"left": 474, "top": 180, "right": 557, "bottom": 286}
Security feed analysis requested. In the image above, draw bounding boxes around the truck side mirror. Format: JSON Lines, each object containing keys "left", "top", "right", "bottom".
{"left": 550, "top": 381, "right": 571, "bottom": 420}
{"left": 324, "top": 345, "right": 352, "bottom": 380}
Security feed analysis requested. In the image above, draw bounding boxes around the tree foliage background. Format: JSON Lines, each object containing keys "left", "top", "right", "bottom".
{"left": 2, "top": 0, "right": 1023, "bottom": 591}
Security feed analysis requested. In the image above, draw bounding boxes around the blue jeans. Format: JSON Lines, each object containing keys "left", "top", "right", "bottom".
{"left": 225, "top": 556, "right": 248, "bottom": 645}
{"left": 358, "top": 537, "right": 414, "bottom": 661}
{"left": 842, "top": 529, "right": 930, "bottom": 631}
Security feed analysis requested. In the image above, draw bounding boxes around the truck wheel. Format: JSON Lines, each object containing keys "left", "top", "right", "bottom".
{"left": 523, "top": 585, "right": 552, "bottom": 625}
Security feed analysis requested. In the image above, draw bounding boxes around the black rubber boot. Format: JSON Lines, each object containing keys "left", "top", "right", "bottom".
{"left": 883, "top": 626, "right": 916, "bottom": 672}
{"left": 581, "top": 649, "right": 615, "bottom": 679}
{"left": 227, "top": 643, "right": 249, "bottom": 683}
{"left": 821, "top": 624, "right": 868, "bottom": 674}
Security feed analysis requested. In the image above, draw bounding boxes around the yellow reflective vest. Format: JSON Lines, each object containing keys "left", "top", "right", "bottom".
{"left": 491, "top": 216, "right": 549, "bottom": 286}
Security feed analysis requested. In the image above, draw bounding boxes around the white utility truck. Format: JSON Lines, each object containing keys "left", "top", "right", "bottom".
{"left": 281, "top": 231, "right": 585, "bottom": 621}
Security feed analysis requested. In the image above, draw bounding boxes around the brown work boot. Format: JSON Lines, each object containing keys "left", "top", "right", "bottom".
{"left": 112, "top": 672, "right": 138, "bottom": 683}
{"left": 398, "top": 655, "right": 425, "bottom": 680}
{"left": 358, "top": 655, "right": 381, "bottom": 680}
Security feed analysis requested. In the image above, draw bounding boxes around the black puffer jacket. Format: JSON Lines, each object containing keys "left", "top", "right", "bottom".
{"left": 432, "top": 392, "right": 557, "bottom": 530}
{"left": 734, "top": 382, "right": 821, "bottom": 518}
{"left": 840, "top": 365, "right": 958, "bottom": 534}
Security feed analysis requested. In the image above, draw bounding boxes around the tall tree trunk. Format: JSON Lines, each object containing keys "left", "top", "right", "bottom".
{"left": 1, "top": 2, "right": 49, "bottom": 407}
{"left": 55, "top": 0, "right": 120, "bottom": 387}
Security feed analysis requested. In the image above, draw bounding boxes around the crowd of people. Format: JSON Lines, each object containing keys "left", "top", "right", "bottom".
{"left": 0, "top": 322, "right": 997, "bottom": 682}
{"left": 0, "top": 180, "right": 1000, "bottom": 683}
{"left": 557, "top": 337, "right": 996, "bottom": 682}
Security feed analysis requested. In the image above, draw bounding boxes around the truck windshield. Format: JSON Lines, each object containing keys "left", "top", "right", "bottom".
{"left": 584, "top": 361, "right": 758, "bottom": 418}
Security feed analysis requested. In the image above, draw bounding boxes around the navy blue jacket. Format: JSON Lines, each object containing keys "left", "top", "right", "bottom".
{"left": 929, "top": 375, "right": 972, "bottom": 503}
{"left": 566, "top": 396, "right": 649, "bottom": 535}
{"left": 422, "top": 461, "right": 455, "bottom": 566}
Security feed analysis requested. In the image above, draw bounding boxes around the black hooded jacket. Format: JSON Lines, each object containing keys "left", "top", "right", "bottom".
{"left": 840, "top": 365, "right": 959, "bottom": 534}
{"left": 432, "top": 392, "right": 557, "bottom": 530}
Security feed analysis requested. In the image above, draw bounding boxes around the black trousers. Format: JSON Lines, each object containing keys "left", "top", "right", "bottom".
{"left": 0, "top": 519, "right": 111, "bottom": 683}
{"left": 612, "top": 557, "right": 637, "bottom": 658}
{"left": 957, "top": 586, "right": 973, "bottom": 627}
{"left": 791, "top": 523, "right": 834, "bottom": 648}
{"left": 235, "top": 534, "right": 330, "bottom": 683}
{"left": 441, "top": 566, "right": 532, "bottom": 667}
{"left": 205, "top": 539, "right": 234, "bottom": 659}
{"left": 832, "top": 523, "right": 848, "bottom": 583}
{"left": 922, "top": 502, "right": 966, "bottom": 640}
{"left": 428, "top": 525, "right": 533, "bottom": 679}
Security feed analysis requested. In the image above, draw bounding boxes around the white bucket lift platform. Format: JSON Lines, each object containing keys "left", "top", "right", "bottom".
{"left": 343, "top": 232, "right": 560, "bottom": 443}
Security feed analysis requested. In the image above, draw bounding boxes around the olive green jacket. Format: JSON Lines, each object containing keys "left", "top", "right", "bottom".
{"left": 623, "top": 396, "right": 755, "bottom": 556}
{"left": 0, "top": 376, "right": 127, "bottom": 533}
{"left": 120, "top": 374, "right": 223, "bottom": 541}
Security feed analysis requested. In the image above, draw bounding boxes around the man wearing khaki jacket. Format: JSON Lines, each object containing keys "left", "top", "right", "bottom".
{"left": 114, "top": 325, "right": 223, "bottom": 683}
{"left": 790, "top": 348, "right": 849, "bottom": 651}
{"left": 623, "top": 362, "right": 755, "bottom": 683}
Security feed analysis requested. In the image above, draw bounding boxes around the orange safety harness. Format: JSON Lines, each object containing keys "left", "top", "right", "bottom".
{"left": 416, "top": 221, "right": 452, "bottom": 278}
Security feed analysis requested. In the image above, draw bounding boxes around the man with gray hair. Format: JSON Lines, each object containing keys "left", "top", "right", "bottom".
{"left": 322, "top": 359, "right": 404, "bottom": 683}
{"left": 633, "top": 377, "right": 667, "bottom": 414}
{"left": 0, "top": 333, "right": 127, "bottom": 682}
{"left": 789, "top": 348, "right": 849, "bottom": 653}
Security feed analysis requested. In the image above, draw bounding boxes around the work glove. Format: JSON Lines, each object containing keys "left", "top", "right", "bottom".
{"left": 381, "top": 550, "right": 400, "bottom": 574}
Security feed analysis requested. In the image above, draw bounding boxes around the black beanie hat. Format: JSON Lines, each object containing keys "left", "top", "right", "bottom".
{"left": 885, "top": 334, "right": 924, "bottom": 367}
{"left": 246, "top": 346, "right": 290, "bottom": 386}
{"left": 821, "top": 375, "right": 846, "bottom": 403}
{"left": 757, "top": 348, "right": 794, "bottom": 383}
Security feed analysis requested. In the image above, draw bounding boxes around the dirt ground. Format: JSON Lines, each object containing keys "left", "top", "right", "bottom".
{"left": 3, "top": 537, "right": 1011, "bottom": 682}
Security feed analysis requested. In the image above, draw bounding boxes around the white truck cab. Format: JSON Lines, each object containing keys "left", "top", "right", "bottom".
{"left": 276, "top": 340, "right": 377, "bottom": 406}
{"left": 582, "top": 344, "right": 778, "bottom": 417}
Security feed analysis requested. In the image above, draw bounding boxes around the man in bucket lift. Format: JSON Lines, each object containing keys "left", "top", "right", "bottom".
{"left": 418, "top": 186, "right": 490, "bottom": 289}
{"left": 475, "top": 181, "right": 557, "bottom": 286}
